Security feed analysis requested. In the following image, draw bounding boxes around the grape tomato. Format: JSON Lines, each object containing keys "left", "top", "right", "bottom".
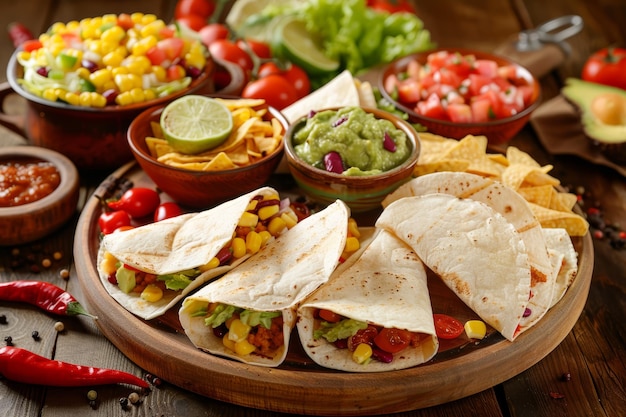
{"left": 433, "top": 313, "right": 464, "bottom": 340}
{"left": 154, "top": 202, "right": 184, "bottom": 222}
{"left": 107, "top": 187, "right": 161, "bottom": 219}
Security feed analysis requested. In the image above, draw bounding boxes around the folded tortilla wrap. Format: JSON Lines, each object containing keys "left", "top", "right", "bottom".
{"left": 377, "top": 193, "right": 532, "bottom": 341}
{"left": 297, "top": 229, "right": 439, "bottom": 372}
{"left": 542, "top": 228, "right": 579, "bottom": 307}
{"left": 97, "top": 186, "right": 280, "bottom": 320}
{"left": 179, "top": 200, "right": 365, "bottom": 367}
{"left": 382, "top": 172, "right": 556, "bottom": 332}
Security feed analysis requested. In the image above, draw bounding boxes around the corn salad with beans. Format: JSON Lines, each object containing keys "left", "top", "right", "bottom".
{"left": 15, "top": 12, "right": 208, "bottom": 108}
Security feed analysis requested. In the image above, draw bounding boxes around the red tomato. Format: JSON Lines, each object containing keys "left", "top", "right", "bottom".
{"left": 22, "top": 39, "right": 43, "bottom": 52}
{"left": 98, "top": 210, "right": 131, "bottom": 235}
{"left": 367, "top": 0, "right": 415, "bottom": 14}
{"left": 117, "top": 13, "right": 134, "bottom": 30}
{"left": 154, "top": 202, "right": 184, "bottom": 222}
{"left": 317, "top": 309, "right": 343, "bottom": 323}
{"left": 237, "top": 39, "right": 272, "bottom": 59}
{"left": 373, "top": 328, "right": 412, "bottom": 353}
{"left": 209, "top": 39, "right": 254, "bottom": 73}
{"left": 198, "top": 23, "right": 229, "bottom": 47}
{"left": 157, "top": 37, "right": 185, "bottom": 61}
{"left": 433, "top": 314, "right": 464, "bottom": 340}
{"left": 258, "top": 62, "right": 311, "bottom": 99}
{"left": 175, "top": 0, "right": 215, "bottom": 20}
{"left": 581, "top": 47, "right": 626, "bottom": 90}
{"left": 107, "top": 187, "right": 161, "bottom": 219}
{"left": 176, "top": 14, "right": 207, "bottom": 32}
{"left": 242, "top": 74, "right": 299, "bottom": 110}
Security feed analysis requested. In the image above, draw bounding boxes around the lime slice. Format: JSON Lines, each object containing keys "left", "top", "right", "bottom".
{"left": 160, "top": 95, "right": 233, "bottom": 155}
{"left": 275, "top": 17, "right": 340, "bottom": 75}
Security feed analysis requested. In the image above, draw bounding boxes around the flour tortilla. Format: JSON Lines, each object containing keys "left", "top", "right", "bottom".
{"left": 542, "top": 228, "right": 579, "bottom": 307}
{"left": 179, "top": 200, "right": 363, "bottom": 367}
{"left": 97, "top": 187, "right": 278, "bottom": 320}
{"left": 377, "top": 194, "right": 532, "bottom": 341}
{"left": 382, "top": 172, "right": 556, "bottom": 332}
{"left": 297, "top": 229, "right": 439, "bottom": 372}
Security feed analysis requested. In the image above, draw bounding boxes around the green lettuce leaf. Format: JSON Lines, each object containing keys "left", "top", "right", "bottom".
{"left": 314, "top": 318, "right": 368, "bottom": 342}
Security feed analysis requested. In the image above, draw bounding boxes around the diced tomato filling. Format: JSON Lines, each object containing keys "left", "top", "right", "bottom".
{"left": 385, "top": 50, "right": 535, "bottom": 123}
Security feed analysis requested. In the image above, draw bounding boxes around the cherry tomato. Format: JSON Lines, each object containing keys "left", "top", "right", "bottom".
{"left": 258, "top": 62, "right": 311, "bottom": 99}
{"left": 209, "top": 39, "right": 254, "bottom": 73}
{"left": 367, "top": 0, "right": 416, "bottom": 13}
{"left": 175, "top": 0, "right": 215, "bottom": 20}
{"left": 154, "top": 202, "right": 184, "bottom": 222}
{"left": 242, "top": 74, "right": 299, "bottom": 110}
{"left": 581, "top": 47, "right": 626, "bottom": 90}
{"left": 198, "top": 23, "right": 229, "bottom": 47}
{"left": 98, "top": 210, "right": 131, "bottom": 235}
{"left": 176, "top": 15, "right": 207, "bottom": 32}
{"left": 433, "top": 313, "right": 464, "bottom": 340}
{"left": 237, "top": 39, "right": 272, "bottom": 59}
{"left": 317, "top": 309, "right": 343, "bottom": 323}
{"left": 373, "top": 328, "right": 413, "bottom": 353}
{"left": 107, "top": 187, "right": 161, "bottom": 219}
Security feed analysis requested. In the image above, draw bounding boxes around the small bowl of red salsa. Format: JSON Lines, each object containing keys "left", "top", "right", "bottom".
{"left": 0, "top": 146, "right": 79, "bottom": 246}
{"left": 379, "top": 48, "right": 541, "bottom": 145}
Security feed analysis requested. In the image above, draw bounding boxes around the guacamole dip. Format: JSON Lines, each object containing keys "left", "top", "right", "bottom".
{"left": 293, "top": 107, "right": 411, "bottom": 175}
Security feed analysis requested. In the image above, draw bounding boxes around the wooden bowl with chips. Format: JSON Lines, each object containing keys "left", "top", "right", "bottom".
{"left": 127, "top": 96, "right": 287, "bottom": 209}
{"left": 379, "top": 48, "right": 542, "bottom": 145}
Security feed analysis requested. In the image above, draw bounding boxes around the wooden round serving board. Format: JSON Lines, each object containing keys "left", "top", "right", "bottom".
{"left": 74, "top": 161, "right": 593, "bottom": 416}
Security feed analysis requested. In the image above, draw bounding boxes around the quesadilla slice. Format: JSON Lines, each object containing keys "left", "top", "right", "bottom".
{"left": 377, "top": 193, "right": 532, "bottom": 341}
{"left": 97, "top": 187, "right": 301, "bottom": 320}
{"left": 179, "top": 200, "right": 372, "bottom": 367}
{"left": 297, "top": 229, "right": 439, "bottom": 372}
{"left": 382, "top": 172, "right": 556, "bottom": 333}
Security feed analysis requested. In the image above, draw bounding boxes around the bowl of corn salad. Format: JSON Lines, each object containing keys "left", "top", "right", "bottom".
{"left": 1, "top": 12, "right": 234, "bottom": 171}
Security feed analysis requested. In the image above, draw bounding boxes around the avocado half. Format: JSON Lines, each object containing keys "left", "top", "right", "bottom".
{"left": 562, "top": 78, "right": 626, "bottom": 144}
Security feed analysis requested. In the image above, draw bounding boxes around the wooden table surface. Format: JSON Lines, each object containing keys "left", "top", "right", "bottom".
{"left": 1, "top": 1, "right": 625, "bottom": 416}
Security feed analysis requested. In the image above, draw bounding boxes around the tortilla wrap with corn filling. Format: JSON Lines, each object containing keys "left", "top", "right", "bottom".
{"left": 297, "top": 229, "right": 439, "bottom": 372}
{"left": 179, "top": 200, "right": 371, "bottom": 367}
{"left": 382, "top": 172, "right": 556, "bottom": 333}
{"left": 377, "top": 193, "right": 532, "bottom": 341}
{"left": 97, "top": 186, "right": 291, "bottom": 320}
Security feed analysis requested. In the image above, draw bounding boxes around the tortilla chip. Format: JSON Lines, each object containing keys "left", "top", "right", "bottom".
{"left": 529, "top": 203, "right": 589, "bottom": 236}
{"left": 517, "top": 185, "right": 554, "bottom": 208}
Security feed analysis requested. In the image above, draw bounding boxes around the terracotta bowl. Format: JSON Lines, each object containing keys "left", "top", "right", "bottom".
{"left": 283, "top": 107, "right": 420, "bottom": 213}
{"left": 0, "top": 146, "right": 79, "bottom": 246}
{"left": 0, "top": 50, "right": 244, "bottom": 172}
{"left": 127, "top": 97, "right": 287, "bottom": 209}
{"left": 379, "top": 48, "right": 541, "bottom": 145}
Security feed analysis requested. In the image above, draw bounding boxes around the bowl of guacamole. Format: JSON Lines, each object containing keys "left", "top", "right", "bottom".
{"left": 284, "top": 106, "right": 420, "bottom": 212}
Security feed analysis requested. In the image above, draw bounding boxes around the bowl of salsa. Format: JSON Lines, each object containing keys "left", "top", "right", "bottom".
{"left": 379, "top": 48, "right": 541, "bottom": 145}
{"left": 0, "top": 146, "right": 79, "bottom": 246}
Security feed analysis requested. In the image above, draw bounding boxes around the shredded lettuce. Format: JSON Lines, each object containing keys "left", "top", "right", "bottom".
{"left": 157, "top": 269, "right": 200, "bottom": 291}
{"left": 204, "top": 304, "right": 240, "bottom": 328}
{"left": 240, "top": 310, "right": 281, "bottom": 329}
{"left": 314, "top": 318, "right": 368, "bottom": 342}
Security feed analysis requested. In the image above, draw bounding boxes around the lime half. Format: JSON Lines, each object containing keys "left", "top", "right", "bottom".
{"left": 275, "top": 17, "right": 340, "bottom": 75}
{"left": 160, "top": 95, "right": 233, "bottom": 155}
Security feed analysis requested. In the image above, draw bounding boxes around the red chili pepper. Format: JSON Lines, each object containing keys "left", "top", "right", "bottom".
{"left": 0, "top": 346, "right": 149, "bottom": 388}
{"left": 7, "top": 22, "right": 34, "bottom": 48}
{"left": 0, "top": 280, "right": 96, "bottom": 318}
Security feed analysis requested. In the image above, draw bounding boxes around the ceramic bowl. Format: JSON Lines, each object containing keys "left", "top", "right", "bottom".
{"left": 0, "top": 146, "right": 79, "bottom": 246}
{"left": 127, "top": 97, "right": 287, "bottom": 209}
{"left": 283, "top": 107, "right": 420, "bottom": 213}
{"left": 379, "top": 48, "right": 541, "bottom": 145}
{"left": 0, "top": 50, "right": 244, "bottom": 172}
